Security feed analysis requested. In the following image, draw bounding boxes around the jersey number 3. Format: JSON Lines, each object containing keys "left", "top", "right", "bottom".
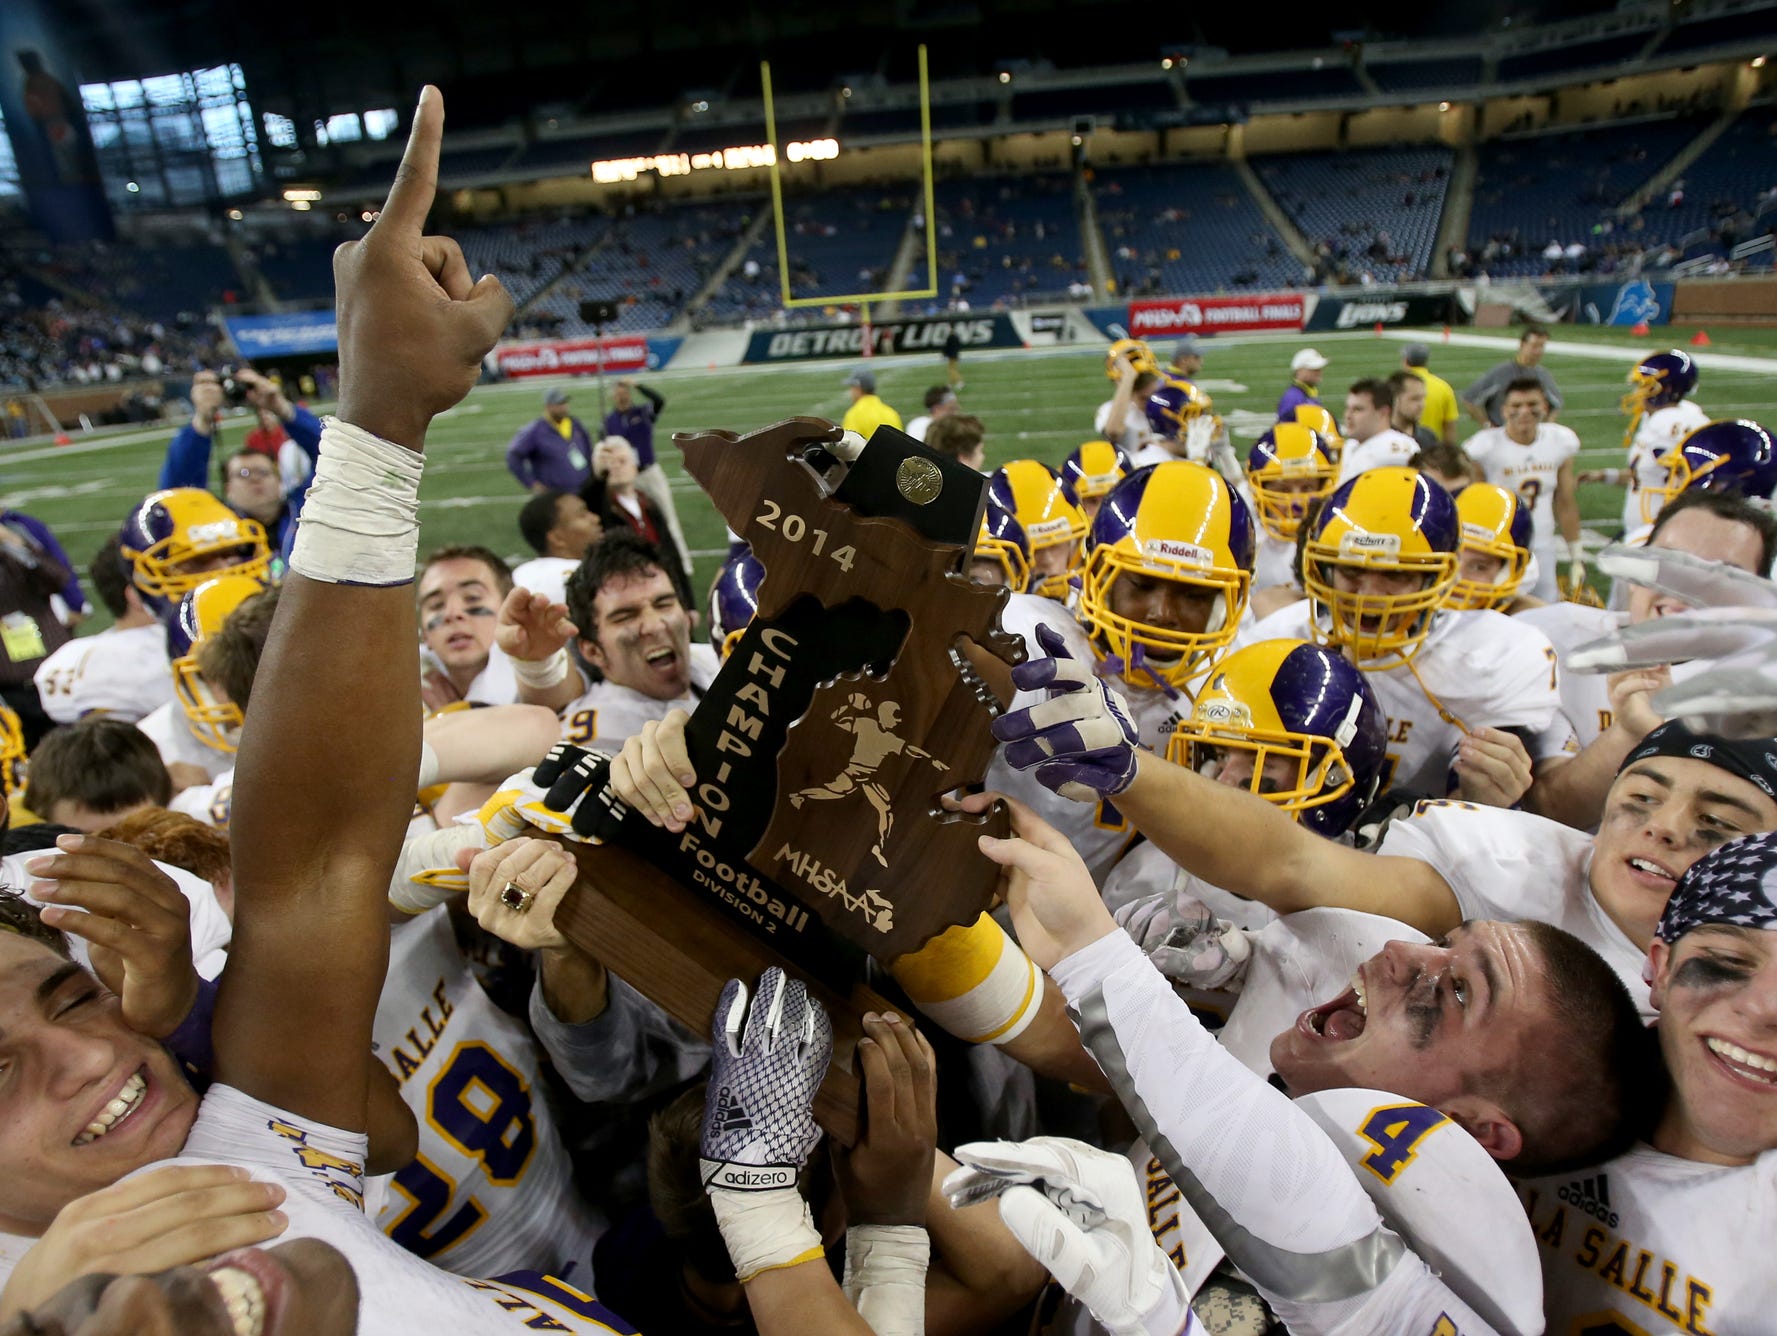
{"left": 387, "top": 1042, "right": 538, "bottom": 1258}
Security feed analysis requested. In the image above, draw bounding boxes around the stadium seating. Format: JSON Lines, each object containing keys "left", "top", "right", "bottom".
{"left": 41, "top": 239, "right": 244, "bottom": 327}
{"left": 928, "top": 173, "right": 1085, "bottom": 305}
{"left": 1365, "top": 57, "right": 1484, "bottom": 93}
{"left": 1183, "top": 65, "right": 1365, "bottom": 107}
{"left": 532, "top": 201, "right": 751, "bottom": 335}
{"left": 1256, "top": 146, "right": 1453, "bottom": 282}
{"left": 701, "top": 187, "right": 916, "bottom": 321}
{"left": 1465, "top": 118, "right": 1708, "bottom": 275}
{"left": 455, "top": 216, "right": 612, "bottom": 310}
{"left": 1641, "top": 114, "right": 1777, "bottom": 251}
{"left": 1094, "top": 162, "right": 1299, "bottom": 295}
{"left": 253, "top": 237, "right": 341, "bottom": 305}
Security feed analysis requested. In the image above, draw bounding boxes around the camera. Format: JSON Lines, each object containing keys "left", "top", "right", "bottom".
{"left": 579, "top": 299, "right": 620, "bottom": 326}
{"left": 218, "top": 368, "right": 250, "bottom": 404}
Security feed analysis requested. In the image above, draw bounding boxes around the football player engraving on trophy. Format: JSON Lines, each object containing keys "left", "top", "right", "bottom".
{"left": 550, "top": 417, "right": 1023, "bottom": 1136}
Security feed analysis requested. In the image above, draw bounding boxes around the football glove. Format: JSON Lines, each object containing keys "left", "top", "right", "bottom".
{"left": 1113, "top": 890, "right": 1252, "bottom": 992}
{"left": 1596, "top": 541, "right": 1777, "bottom": 612}
{"left": 991, "top": 624, "right": 1142, "bottom": 802}
{"left": 945, "top": 1137, "right": 1196, "bottom": 1336}
{"left": 1572, "top": 605, "right": 1777, "bottom": 739}
{"left": 701, "top": 967, "right": 832, "bottom": 1193}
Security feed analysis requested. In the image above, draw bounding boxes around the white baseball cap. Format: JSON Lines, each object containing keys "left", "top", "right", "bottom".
{"left": 1291, "top": 349, "right": 1329, "bottom": 372}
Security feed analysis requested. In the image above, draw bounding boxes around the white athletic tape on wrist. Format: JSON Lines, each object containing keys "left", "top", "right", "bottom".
{"left": 509, "top": 647, "right": 571, "bottom": 690}
{"left": 387, "top": 822, "right": 486, "bottom": 912}
{"left": 707, "top": 1184, "right": 825, "bottom": 1283}
{"left": 288, "top": 418, "right": 424, "bottom": 586}
{"left": 842, "top": 1224, "right": 930, "bottom": 1336}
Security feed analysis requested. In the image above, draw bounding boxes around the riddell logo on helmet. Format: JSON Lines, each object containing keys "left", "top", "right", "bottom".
{"left": 1339, "top": 532, "right": 1402, "bottom": 558}
{"left": 186, "top": 520, "right": 244, "bottom": 545}
{"left": 1025, "top": 517, "right": 1074, "bottom": 541}
{"left": 1146, "top": 539, "right": 1214, "bottom": 568}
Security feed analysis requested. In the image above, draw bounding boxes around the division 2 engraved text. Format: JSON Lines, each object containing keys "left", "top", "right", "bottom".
{"left": 676, "top": 829, "right": 811, "bottom": 935}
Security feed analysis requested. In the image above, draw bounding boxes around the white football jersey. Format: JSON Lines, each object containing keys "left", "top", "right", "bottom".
{"left": 509, "top": 556, "right": 581, "bottom": 610}
{"left": 153, "top": 1083, "right": 634, "bottom": 1333}
{"left": 465, "top": 646, "right": 519, "bottom": 707}
{"left": 1094, "top": 398, "right": 1150, "bottom": 457}
{"left": 33, "top": 623, "right": 174, "bottom": 724}
{"left": 1375, "top": 799, "right": 1651, "bottom": 1016}
{"left": 1061, "top": 910, "right": 1434, "bottom": 1335}
{"left": 374, "top": 905, "right": 598, "bottom": 1278}
{"left": 137, "top": 701, "right": 234, "bottom": 780}
{"left": 1464, "top": 423, "right": 1582, "bottom": 554}
{"left": 1101, "top": 838, "right": 1279, "bottom": 932}
{"left": 1515, "top": 601, "right": 1620, "bottom": 759}
{"left": 1624, "top": 400, "right": 1711, "bottom": 533}
{"left": 1053, "top": 930, "right": 1523, "bottom": 1336}
{"left": 1252, "top": 527, "right": 1300, "bottom": 595}
{"left": 1520, "top": 1142, "right": 1776, "bottom": 1336}
{"left": 557, "top": 642, "right": 720, "bottom": 748}
{"left": 1333, "top": 429, "right": 1421, "bottom": 486}
{"left": 1239, "top": 602, "right": 1561, "bottom": 798}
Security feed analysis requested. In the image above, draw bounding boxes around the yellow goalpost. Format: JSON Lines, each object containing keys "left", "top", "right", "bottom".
{"left": 759, "top": 44, "right": 940, "bottom": 340}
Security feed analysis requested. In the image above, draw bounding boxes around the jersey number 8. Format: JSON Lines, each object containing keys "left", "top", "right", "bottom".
{"left": 387, "top": 1042, "right": 538, "bottom": 1258}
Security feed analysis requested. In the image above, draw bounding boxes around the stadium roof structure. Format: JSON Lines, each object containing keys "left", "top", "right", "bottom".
{"left": 52, "top": 0, "right": 1648, "bottom": 134}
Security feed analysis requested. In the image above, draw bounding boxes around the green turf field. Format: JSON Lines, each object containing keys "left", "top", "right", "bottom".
{"left": 7, "top": 325, "right": 1776, "bottom": 634}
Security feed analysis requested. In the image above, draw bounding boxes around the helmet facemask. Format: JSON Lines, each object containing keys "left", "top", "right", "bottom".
{"left": 1305, "top": 534, "right": 1455, "bottom": 666}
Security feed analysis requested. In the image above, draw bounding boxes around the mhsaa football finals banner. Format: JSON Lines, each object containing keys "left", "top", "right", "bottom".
{"left": 497, "top": 336, "right": 656, "bottom": 378}
{"left": 1127, "top": 293, "right": 1306, "bottom": 337}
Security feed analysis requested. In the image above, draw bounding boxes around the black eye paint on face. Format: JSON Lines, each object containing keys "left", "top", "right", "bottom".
{"left": 1672, "top": 954, "right": 1754, "bottom": 991}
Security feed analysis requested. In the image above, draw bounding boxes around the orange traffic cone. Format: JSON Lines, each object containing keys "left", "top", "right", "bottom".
{"left": 1374, "top": 322, "right": 1384, "bottom": 335}
{"left": 1442, "top": 325, "right": 1450, "bottom": 342}
{"left": 1630, "top": 321, "right": 1650, "bottom": 337}
{"left": 1689, "top": 329, "right": 1711, "bottom": 347}
{"left": 53, "top": 432, "right": 71, "bottom": 446}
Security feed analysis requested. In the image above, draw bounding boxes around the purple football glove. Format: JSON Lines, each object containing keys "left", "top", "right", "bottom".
{"left": 991, "top": 624, "right": 1141, "bottom": 803}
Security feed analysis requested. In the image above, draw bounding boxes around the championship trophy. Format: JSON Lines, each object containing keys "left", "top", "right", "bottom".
{"left": 551, "top": 417, "right": 1024, "bottom": 1139}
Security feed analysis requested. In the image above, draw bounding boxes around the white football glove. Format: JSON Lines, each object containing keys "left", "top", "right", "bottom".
{"left": 1597, "top": 541, "right": 1777, "bottom": 612}
{"left": 1569, "top": 606, "right": 1777, "bottom": 739}
{"left": 1113, "top": 890, "right": 1252, "bottom": 992}
{"left": 944, "top": 1137, "right": 1195, "bottom": 1336}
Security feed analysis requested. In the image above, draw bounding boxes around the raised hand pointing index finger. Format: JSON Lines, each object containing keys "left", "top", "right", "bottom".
{"left": 373, "top": 84, "right": 444, "bottom": 238}
{"left": 332, "top": 84, "right": 513, "bottom": 449}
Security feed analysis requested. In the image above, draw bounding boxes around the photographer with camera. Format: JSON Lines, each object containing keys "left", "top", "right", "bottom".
{"left": 159, "top": 367, "right": 322, "bottom": 555}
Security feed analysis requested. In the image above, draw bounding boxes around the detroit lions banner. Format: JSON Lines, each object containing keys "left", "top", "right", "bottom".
{"left": 743, "top": 315, "right": 1022, "bottom": 363}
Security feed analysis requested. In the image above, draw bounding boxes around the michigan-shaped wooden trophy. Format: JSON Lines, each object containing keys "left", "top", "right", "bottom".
{"left": 551, "top": 416, "right": 1023, "bottom": 1140}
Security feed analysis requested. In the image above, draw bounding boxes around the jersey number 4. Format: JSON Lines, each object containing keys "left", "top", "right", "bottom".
{"left": 1356, "top": 1101, "right": 1448, "bottom": 1185}
{"left": 387, "top": 1042, "right": 539, "bottom": 1258}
